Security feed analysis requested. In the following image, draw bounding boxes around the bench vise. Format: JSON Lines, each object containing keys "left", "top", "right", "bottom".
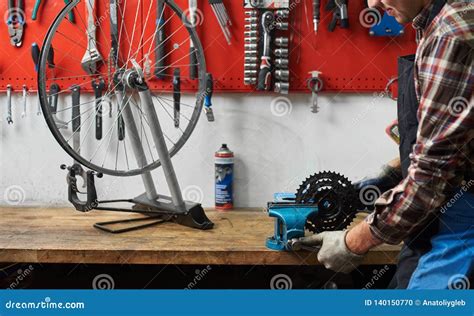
{"left": 265, "top": 202, "right": 318, "bottom": 251}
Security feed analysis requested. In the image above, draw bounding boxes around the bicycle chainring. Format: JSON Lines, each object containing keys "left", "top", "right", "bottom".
{"left": 295, "top": 171, "right": 358, "bottom": 233}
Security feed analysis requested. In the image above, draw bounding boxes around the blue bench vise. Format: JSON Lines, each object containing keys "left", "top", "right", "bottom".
{"left": 265, "top": 202, "right": 318, "bottom": 251}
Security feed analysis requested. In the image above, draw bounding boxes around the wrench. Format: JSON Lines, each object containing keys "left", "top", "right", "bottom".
{"left": 188, "top": 0, "right": 198, "bottom": 79}
{"left": 21, "top": 85, "right": 27, "bottom": 118}
{"left": 6, "top": 85, "right": 13, "bottom": 124}
{"left": 49, "top": 83, "right": 68, "bottom": 129}
{"left": 257, "top": 11, "right": 274, "bottom": 91}
{"left": 92, "top": 79, "right": 105, "bottom": 140}
{"left": 81, "top": 0, "right": 103, "bottom": 74}
{"left": 173, "top": 68, "right": 181, "bottom": 128}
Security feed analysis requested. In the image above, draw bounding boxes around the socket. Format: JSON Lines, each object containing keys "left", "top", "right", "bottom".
{"left": 275, "top": 48, "right": 289, "bottom": 57}
{"left": 275, "top": 58, "right": 289, "bottom": 68}
{"left": 275, "top": 69, "right": 289, "bottom": 80}
{"left": 275, "top": 37, "right": 289, "bottom": 47}
{"left": 274, "top": 81, "right": 290, "bottom": 94}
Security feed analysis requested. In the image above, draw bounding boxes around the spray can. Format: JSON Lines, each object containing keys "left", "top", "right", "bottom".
{"left": 215, "top": 144, "right": 234, "bottom": 210}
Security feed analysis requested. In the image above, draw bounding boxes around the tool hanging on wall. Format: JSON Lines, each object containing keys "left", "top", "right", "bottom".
{"left": 188, "top": 0, "right": 198, "bottom": 79}
{"left": 308, "top": 71, "right": 323, "bottom": 113}
{"left": 243, "top": 10, "right": 258, "bottom": 86}
{"left": 257, "top": 11, "right": 274, "bottom": 91}
{"left": 154, "top": 0, "right": 167, "bottom": 79}
{"left": 31, "top": 0, "right": 43, "bottom": 20}
{"left": 173, "top": 68, "right": 181, "bottom": 128}
{"left": 7, "top": 0, "right": 25, "bottom": 47}
{"left": 243, "top": 1, "right": 291, "bottom": 94}
{"left": 204, "top": 73, "right": 215, "bottom": 122}
{"left": 21, "top": 85, "right": 27, "bottom": 118}
{"left": 326, "top": 0, "right": 349, "bottom": 32}
{"left": 6, "top": 85, "right": 13, "bottom": 124}
{"left": 49, "top": 83, "right": 68, "bottom": 129}
{"left": 209, "top": 0, "right": 232, "bottom": 45}
{"left": 64, "top": 0, "right": 75, "bottom": 22}
{"left": 92, "top": 79, "right": 105, "bottom": 140}
{"left": 81, "top": 0, "right": 102, "bottom": 74}
{"left": 313, "top": 0, "right": 320, "bottom": 33}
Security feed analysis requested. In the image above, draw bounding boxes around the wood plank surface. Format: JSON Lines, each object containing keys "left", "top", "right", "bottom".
{"left": 0, "top": 207, "right": 401, "bottom": 265}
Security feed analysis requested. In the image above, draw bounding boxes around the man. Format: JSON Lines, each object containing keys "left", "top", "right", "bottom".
{"left": 298, "top": 0, "right": 473, "bottom": 289}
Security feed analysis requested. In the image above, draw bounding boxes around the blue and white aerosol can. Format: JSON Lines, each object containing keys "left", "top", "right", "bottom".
{"left": 215, "top": 144, "right": 234, "bottom": 210}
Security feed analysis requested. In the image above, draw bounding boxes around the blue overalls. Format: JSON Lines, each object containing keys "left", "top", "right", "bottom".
{"left": 388, "top": 0, "right": 474, "bottom": 289}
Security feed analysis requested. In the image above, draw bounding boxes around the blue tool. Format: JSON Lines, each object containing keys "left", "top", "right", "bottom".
{"left": 370, "top": 12, "right": 404, "bottom": 37}
{"left": 266, "top": 202, "right": 318, "bottom": 251}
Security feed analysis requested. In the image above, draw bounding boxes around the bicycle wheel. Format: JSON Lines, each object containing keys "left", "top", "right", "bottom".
{"left": 38, "top": 0, "right": 206, "bottom": 177}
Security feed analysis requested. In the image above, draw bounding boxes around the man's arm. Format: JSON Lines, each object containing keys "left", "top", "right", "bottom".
{"left": 350, "top": 34, "right": 473, "bottom": 249}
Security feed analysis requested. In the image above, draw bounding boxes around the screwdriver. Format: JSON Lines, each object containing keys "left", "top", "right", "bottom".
{"left": 32, "top": 0, "right": 43, "bottom": 20}
{"left": 204, "top": 73, "right": 215, "bottom": 122}
{"left": 31, "top": 42, "right": 55, "bottom": 72}
{"left": 313, "top": 0, "right": 320, "bottom": 33}
{"left": 64, "top": 0, "right": 75, "bottom": 23}
{"left": 31, "top": 43, "right": 40, "bottom": 72}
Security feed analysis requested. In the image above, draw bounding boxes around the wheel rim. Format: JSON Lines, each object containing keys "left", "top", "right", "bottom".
{"left": 38, "top": 0, "right": 206, "bottom": 177}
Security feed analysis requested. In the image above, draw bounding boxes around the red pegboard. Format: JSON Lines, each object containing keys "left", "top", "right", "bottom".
{"left": 0, "top": 0, "right": 417, "bottom": 94}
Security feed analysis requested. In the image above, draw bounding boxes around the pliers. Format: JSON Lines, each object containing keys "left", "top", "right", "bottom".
{"left": 7, "top": 0, "right": 25, "bottom": 47}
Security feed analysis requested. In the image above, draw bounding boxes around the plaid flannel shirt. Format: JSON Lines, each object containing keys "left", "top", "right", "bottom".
{"left": 367, "top": 0, "right": 474, "bottom": 245}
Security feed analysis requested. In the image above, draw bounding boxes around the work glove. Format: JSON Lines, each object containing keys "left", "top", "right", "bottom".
{"left": 353, "top": 164, "right": 402, "bottom": 211}
{"left": 294, "top": 231, "right": 365, "bottom": 274}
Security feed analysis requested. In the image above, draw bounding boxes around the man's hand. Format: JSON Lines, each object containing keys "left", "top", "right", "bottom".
{"left": 354, "top": 158, "right": 402, "bottom": 210}
{"left": 296, "top": 222, "right": 383, "bottom": 273}
{"left": 297, "top": 231, "right": 365, "bottom": 273}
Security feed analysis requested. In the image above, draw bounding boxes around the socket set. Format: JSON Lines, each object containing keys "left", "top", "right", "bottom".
{"left": 243, "top": 0, "right": 291, "bottom": 94}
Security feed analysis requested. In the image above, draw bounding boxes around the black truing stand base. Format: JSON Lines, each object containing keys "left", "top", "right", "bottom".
{"left": 92, "top": 203, "right": 214, "bottom": 233}
{"left": 92, "top": 200, "right": 214, "bottom": 234}
{"left": 62, "top": 164, "right": 214, "bottom": 233}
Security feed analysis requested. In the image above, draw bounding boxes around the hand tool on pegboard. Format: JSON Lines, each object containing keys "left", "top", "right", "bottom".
{"left": 7, "top": 0, "right": 25, "bottom": 47}
{"left": 81, "top": 0, "right": 102, "bottom": 74}
{"left": 92, "top": 79, "right": 105, "bottom": 140}
{"left": 208, "top": 0, "right": 232, "bottom": 45}
{"left": 154, "top": 0, "right": 167, "bottom": 79}
{"left": 204, "top": 73, "right": 215, "bottom": 122}
{"left": 64, "top": 0, "right": 75, "bottom": 22}
{"left": 21, "top": 85, "right": 27, "bottom": 118}
{"left": 188, "top": 0, "right": 198, "bottom": 79}
{"left": 173, "top": 68, "right": 181, "bottom": 128}
{"left": 6, "top": 85, "right": 13, "bottom": 124}
{"left": 326, "top": 0, "right": 349, "bottom": 32}
{"left": 243, "top": 1, "right": 291, "bottom": 94}
{"left": 243, "top": 10, "right": 258, "bottom": 86}
{"left": 307, "top": 71, "right": 323, "bottom": 113}
{"left": 312, "top": 0, "right": 320, "bottom": 33}
{"left": 48, "top": 83, "right": 68, "bottom": 129}
{"left": 31, "top": 0, "right": 43, "bottom": 20}
{"left": 272, "top": 9, "right": 289, "bottom": 94}
{"left": 257, "top": 11, "right": 274, "bottom": 91}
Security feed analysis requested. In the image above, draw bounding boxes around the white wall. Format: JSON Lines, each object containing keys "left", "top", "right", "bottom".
{"left": 0, "top": 92, "right": 398, "bottom": 208}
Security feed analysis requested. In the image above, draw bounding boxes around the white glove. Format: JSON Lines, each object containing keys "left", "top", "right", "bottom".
{"left": 296, "top": 230, "right": 365, "bottom": 273}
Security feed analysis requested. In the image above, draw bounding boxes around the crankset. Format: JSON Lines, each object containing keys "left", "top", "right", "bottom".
{"left": 266, "top": 171, "right": 358, "bottom": 251}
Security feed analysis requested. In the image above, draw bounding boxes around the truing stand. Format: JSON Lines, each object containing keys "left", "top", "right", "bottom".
{"left": 61, "top": 61, "right": 213, "bottom": 233}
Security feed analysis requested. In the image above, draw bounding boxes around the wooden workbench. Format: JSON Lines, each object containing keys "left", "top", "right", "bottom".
{"left": 0, "top": 207, "right": 401, "bottom": 265}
